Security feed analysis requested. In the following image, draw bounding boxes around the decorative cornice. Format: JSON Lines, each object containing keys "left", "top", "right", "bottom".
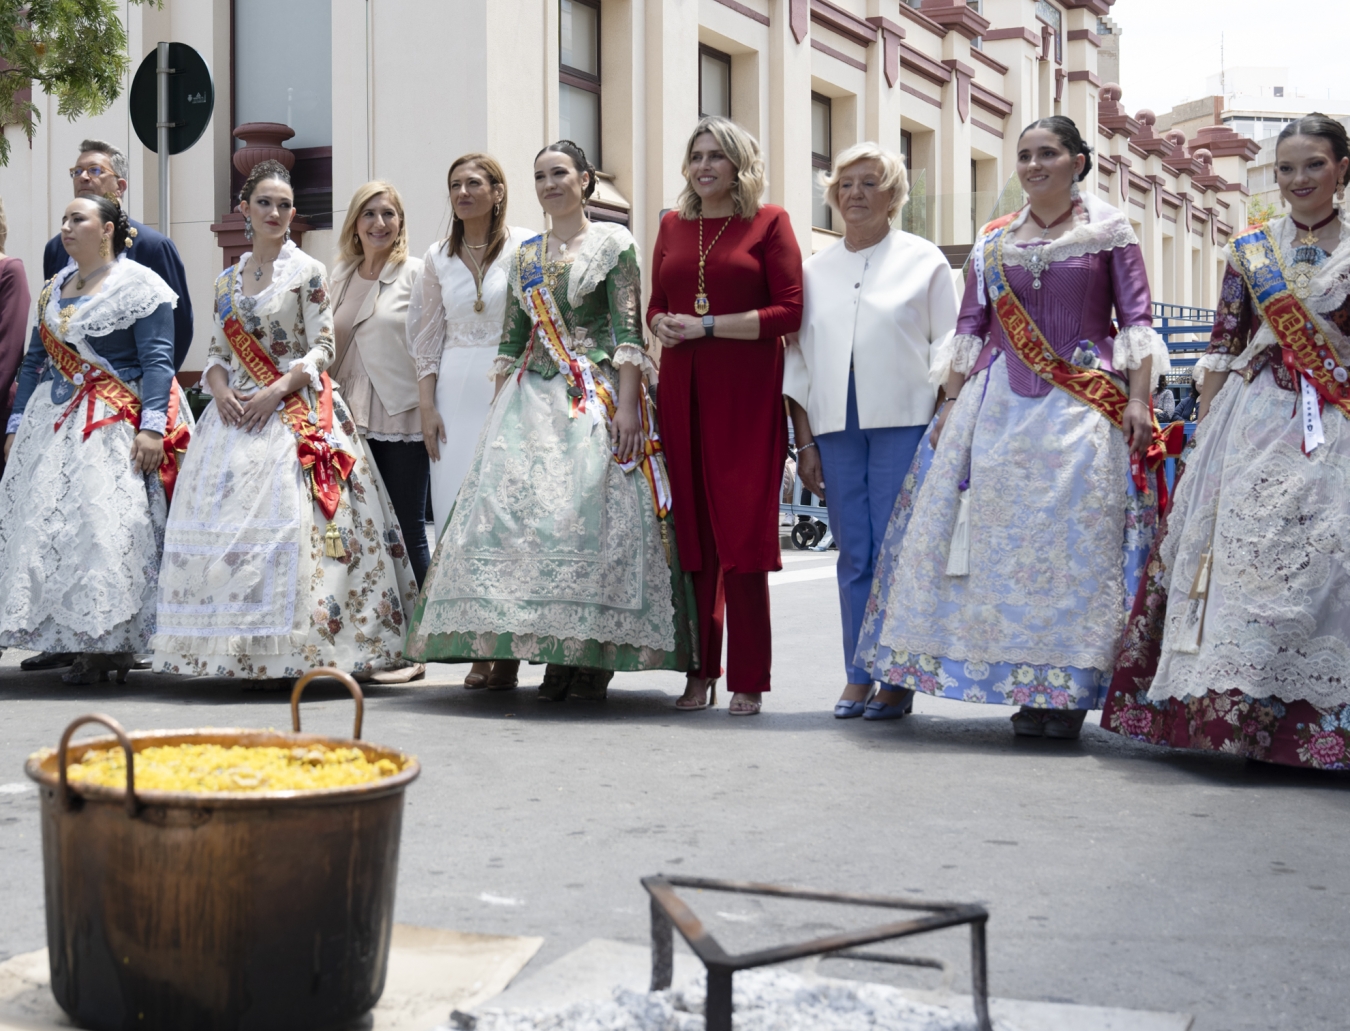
{"left": 896, "top": 3, "right": 946, "bottom": 36}
{"left": 970, "top": 81, "right": 1012, "bottom": 118}
{"left": 1189, "top": 124, "right": 1262, "bottom": 161}
{"left": 983, "top": 26, "right": 1040, "bottom": 46}
{"left": 1066, "top": 28, "right": 1101, "bottom": 47}
{"left": 918, "top": 2, "right": 990, "bottom": 41}
{"left": 812, "top": 37, "right": 867, "bottom": 71}
{"left": 865, "top": 16, "right": 906, "bottom": 88}
{"left": 1065, "top": 69, "right": 1101, "bottom": 86}
{"left": 710, "top": 0, "right": 770, "bottom": 28}
{"left": 901, "top": 82, "right": 942, "bottom": 108}
{"left": 810, "top": 0, "right": 877, "bottom": 47}
{"left": 970, "top": 48, "right": 1008, "bottom": 75}
{"left": 971, "top": 117, "right": 1004, "bottom": 139}
{"left": 900, "top": 42, "right": 951, "bottom": 86}
{"left": 1059, "top": 0, "right": 1114, "bottom": 15}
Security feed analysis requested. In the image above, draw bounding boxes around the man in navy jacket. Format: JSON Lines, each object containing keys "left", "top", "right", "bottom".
{"left": 26, "top": 139, "right": 194, "bottom": 673}
{"left": 42, "top": 139, "right": 193, "bottom": 369}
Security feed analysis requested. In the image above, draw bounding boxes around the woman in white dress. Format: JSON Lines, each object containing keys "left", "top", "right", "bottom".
{"left": 1102, "top": 114, "right": 1350, "bottom": 769}
{"left": 152, "top": 160, "right": 417, "bottom": 683}
{"left": 406, "top": 152, "right": 531, "bottom": 688}
{"left": 0, "top": 195, "right": 190, "bottom": 683}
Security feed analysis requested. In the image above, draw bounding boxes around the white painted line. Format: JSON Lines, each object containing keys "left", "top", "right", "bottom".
{"left": 0, "top": 783, "right": 31, "bottom": 794}
{"left": 769, "top": 565, "right": 838, "bottom": 586}
{"left": 479, "top": 892, "right": 525, "bottom": 907}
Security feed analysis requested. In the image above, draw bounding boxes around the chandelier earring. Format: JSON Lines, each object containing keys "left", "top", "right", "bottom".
{"left": 243, "top": 215, "right": 254, "bottom": 241}
{"left": 99, "top": 235, "right": 111, "bottom": 259}
{"left": 284, "top": 227, "right": 291, "bottom": 243}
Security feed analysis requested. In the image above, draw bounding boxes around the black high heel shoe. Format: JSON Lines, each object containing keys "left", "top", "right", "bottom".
{"left": 538, "top": 664, "right": 573, "bottom": 702}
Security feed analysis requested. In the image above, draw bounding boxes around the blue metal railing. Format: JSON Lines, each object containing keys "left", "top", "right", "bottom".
{"left": 1153, "top": 301, "right": 1214, "bottom": 385}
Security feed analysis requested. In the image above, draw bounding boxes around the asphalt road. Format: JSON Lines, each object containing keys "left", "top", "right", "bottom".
{"left": 0, "top": 549, "right": 1345, "bottom": 1031}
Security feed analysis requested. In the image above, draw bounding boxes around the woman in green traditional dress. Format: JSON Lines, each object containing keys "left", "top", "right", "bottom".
{"left": 405, "top": 140, "right": 696, "bottom": 700}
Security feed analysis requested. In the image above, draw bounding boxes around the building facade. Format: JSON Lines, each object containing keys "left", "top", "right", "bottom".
{"left": 0, "top": 0, "right": 1255, "bottom": 375}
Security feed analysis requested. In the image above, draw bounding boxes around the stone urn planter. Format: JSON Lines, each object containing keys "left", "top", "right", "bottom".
{"left": 232, "top": 122, "right": 296, "bottom": 176}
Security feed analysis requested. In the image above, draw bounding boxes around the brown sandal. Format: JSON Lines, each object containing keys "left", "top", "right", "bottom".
{"left": 486, "top": 660, "right": 520, "bottom": 691}
{"left": 463, "top": 661, "right": 492, "bottom": 689}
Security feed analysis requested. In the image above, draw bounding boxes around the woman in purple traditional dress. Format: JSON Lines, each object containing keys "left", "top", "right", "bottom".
{"left": 856, "top": 116, "right": 1168, "bottom": 740}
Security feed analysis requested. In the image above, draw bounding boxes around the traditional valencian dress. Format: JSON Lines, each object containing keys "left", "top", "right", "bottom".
{"left": 0, "top": 259, "right": 191, "bottom": 674}
{"left": 1102, "top": 213, "right": 1350, "bottom": 769}
{"left": 856, "top": 192, "right": 1174, "bottom": 713}
{"left": 151, "top": 242, "right": 417, "bottom": 679}
{"left": 405, "top": 223, "right": 696, "bottom": 679}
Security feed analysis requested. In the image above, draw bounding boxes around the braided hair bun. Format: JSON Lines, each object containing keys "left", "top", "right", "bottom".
{"left": 89, "top": 193, "right": 135, "bottom": 255}
{"left": 241, "top": 159, "right": 293, "bottom": 202}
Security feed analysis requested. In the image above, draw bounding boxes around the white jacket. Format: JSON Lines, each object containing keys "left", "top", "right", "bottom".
{"left": 784, "top": 229, "right": 956, "bottom": 433}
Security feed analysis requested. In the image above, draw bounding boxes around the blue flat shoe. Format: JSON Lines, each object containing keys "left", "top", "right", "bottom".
{"left": 863, "top": 690, "right": 915, "bottom": 721}
{"left": 834, "top": 699, "right": 869, "bottom": 719}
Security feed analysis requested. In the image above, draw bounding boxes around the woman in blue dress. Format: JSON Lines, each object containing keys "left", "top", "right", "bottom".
{"left": 0, "top": 195, "right": 189, "bottom": 683}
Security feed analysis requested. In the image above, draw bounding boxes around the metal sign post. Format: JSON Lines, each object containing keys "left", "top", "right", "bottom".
{"left": 156, "top": 42, "right": 173, "bottom": 239}
{"left": 130, "top": 42, "right": 214, "bottom": 238}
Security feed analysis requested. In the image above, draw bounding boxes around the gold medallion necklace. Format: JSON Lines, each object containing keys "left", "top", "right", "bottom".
{"left": 462, "top": 245, "right": 488, "bottom": 313}
{"left": 693, "top": 214, "right": 733, "bottom": 316}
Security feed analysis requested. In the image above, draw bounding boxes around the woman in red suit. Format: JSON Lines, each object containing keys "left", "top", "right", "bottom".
{"left": 648, "top": 116, "right": 804, "bottom": 715}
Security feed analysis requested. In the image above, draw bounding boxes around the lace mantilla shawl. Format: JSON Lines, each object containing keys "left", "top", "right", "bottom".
{"left": 45, "top": 258, "right": 177, "bottom": 346}
{"left": 510, "top": 221, "right": 637, "bottom": 310}
{"left": 1198, "top": 213, "right": 1350, "bottom": 382}
{"left": 940, "top": 193, "right": 1163, "bottom": 383}
{"left": 205, "top": 241, "right": 328, "bottom": 389}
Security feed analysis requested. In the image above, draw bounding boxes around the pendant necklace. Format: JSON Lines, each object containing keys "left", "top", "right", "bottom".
{"left": 73, "top": 261, "right": 114, "bottom": 292}
{"left": 1022, "top": 205, "right": 1074, "bottom": 290}
{"left": 1291, "top": 210, "right": 1338, "bottom": 247}
{"left": 463, "top": 245, "right": 488, "bottom": 313}
{"left": 251, "top": 256, "right": 275, "bottom": 282}
{"left": 694, "top": 214, "right": 733, "bottom": 316}
{"left": 1028, "top": 205, "right": 1075, "bottom": 238}
{"left": 552, "top": 221, "right": 587, "bottom": 256}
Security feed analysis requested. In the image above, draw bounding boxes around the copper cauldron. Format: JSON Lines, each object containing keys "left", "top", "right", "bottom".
{"left": 22, "top": 670, "right": 421, "bottom": 1031}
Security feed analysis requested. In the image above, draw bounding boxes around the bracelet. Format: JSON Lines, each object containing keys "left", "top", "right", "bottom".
{"left": 797, "top": 441, "right": 818, "bottom": 453}
{"left": 1126, "top": 398, "right": 1151, "bottom": 410}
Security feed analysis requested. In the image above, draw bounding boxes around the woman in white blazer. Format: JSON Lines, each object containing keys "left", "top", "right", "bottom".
{"left": 330, "top": 181, "right": 430, "bottom": 592}
{"left": 784, "top": 142, "right": 957, "bottom": 721}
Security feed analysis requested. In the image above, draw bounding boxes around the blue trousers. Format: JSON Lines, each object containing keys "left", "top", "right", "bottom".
{"left": 814, "top": 373, "right": 925, "bottom": 685}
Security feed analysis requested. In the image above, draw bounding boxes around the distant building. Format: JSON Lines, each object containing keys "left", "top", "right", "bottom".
{"left": 0, "top": 0, "right": 1257, "bottom": 377}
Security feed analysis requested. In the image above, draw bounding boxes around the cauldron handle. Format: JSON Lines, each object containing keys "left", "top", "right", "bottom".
{"left": 291, "top": 668, "right": 365, "bottom": 740}
{"left": 57, "top": 714, "right": 138, "bottom": 819}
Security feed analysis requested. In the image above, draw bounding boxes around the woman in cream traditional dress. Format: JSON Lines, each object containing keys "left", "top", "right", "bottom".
{"left": 0, "top": 195, "right": 190, "bottom": 683}
{"left": 406, "top": 141, "right": 696, "bottom": 701}
{"left": 406, "top": 153, "right": 531, "bottom": 688}
{"left": 152, "top": 160, "right": 417, "bottom": 682}
{"left": 857, "top": 117, "right": 1169, "bottom": 740}
{"left": 1102, "top": 115, "right": 1350, "bottom": 769}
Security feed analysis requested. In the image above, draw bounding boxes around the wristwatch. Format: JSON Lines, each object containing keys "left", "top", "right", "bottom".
{"left": 703, "top": 314, "right": 715, "bottom": 337}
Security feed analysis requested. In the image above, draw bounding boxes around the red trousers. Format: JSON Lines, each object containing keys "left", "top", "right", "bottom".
{"left": 688, "top": 410, "right": 773, "bottom": 694}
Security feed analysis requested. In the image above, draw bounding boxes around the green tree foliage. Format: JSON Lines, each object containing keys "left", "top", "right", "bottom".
{"left": 0, "top": 0, "right": 159, "bottom": 166}
{"left": 1247, "top": 195, "right": 1280, "bottom": 227}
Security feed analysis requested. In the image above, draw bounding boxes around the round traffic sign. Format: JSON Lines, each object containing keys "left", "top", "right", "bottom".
{"left": 129, "top": 43, "right": 215, "bottom": 156}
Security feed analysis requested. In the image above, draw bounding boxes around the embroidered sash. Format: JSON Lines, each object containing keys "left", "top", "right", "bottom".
{"left": 1229, "top": 224, "right": 1350, "bottom": 453}
{"left": 515, "top": 237, "right": 673, "bottom": 519}
{"left": 981, "top": 224, "right": 1184, "bottom": 506}
{"left": 37, "top": 281, "right": 190, "bottom": 502}
{"left": 216, "top": 269, "right": 356, "bottom": 533}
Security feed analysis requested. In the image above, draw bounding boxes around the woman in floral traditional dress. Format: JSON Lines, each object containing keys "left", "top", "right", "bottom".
{"left": 405, "top": 140, "right": 696, "bottom": 701}
{"left": 152, "top": 160, "right": 417, "bottom": 683}
{"left": 856, "top": 117, "right": 1168, "bottom": 740}
{"left": 0, "top": 195, "right": 189, "bottom": 683}
{"left": 1102, "top": 115, "right": 1350, "bottom": 769}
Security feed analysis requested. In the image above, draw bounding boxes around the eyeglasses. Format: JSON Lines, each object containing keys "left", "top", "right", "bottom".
{"left": 69, "top": 165, "right": 113, "bottom": 180}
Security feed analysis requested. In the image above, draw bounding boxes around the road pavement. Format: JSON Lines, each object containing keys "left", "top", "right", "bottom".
{"left": 0, "top": 548, "right": 1345, "bottom": 1031}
